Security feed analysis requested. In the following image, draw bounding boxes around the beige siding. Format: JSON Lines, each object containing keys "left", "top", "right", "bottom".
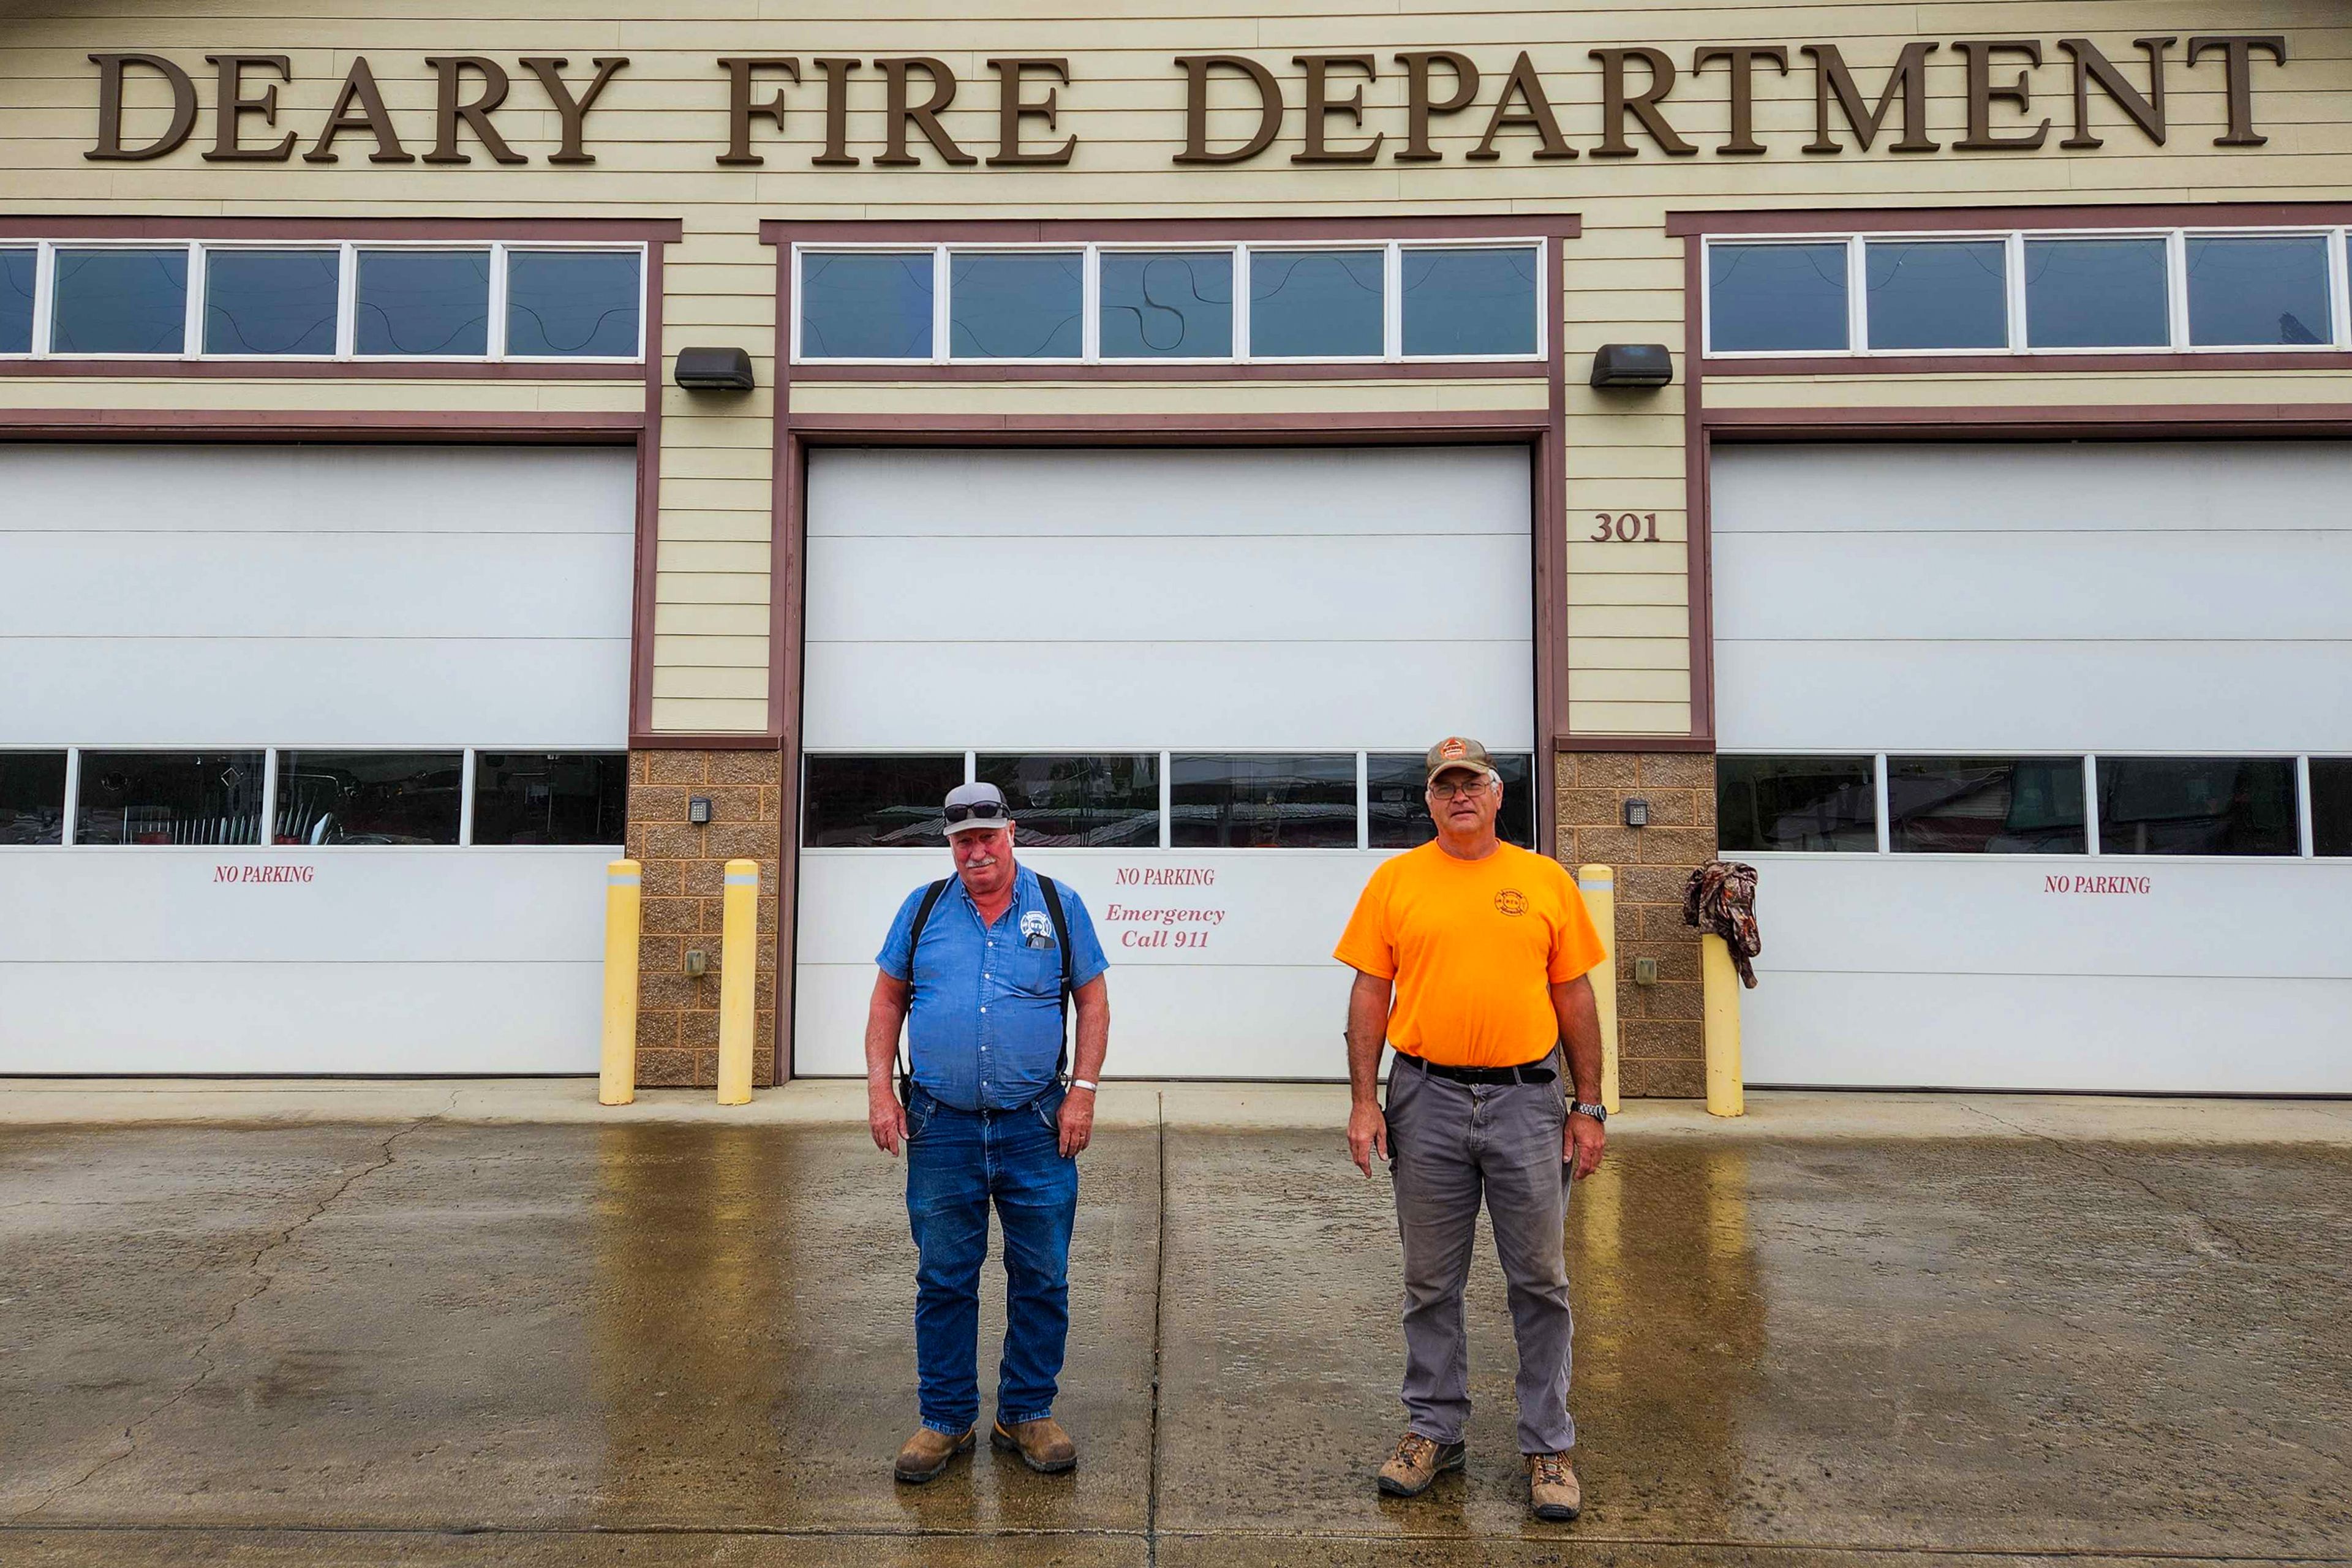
{"left": 4, "top": 2, "right": 2351, "bottom": 739}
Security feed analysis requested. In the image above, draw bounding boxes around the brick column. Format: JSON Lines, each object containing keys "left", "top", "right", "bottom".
{"left": 1553, "top": 751, "right": 1717, "bottom": 1098}
{"left": 625, "top": 749, "right": 781, "bottom": 1088}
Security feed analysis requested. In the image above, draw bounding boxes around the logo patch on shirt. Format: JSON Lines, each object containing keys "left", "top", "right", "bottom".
{"left": 1020, "top": 909, "right": 1055, "bottom": 949}
{"left": 1494, "top": 889, "right": 1529, "bottom": 916}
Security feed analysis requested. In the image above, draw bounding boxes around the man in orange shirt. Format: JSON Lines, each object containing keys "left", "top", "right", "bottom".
{"left": 1335, "top": 736, "right": 1608, "bottom": 1523}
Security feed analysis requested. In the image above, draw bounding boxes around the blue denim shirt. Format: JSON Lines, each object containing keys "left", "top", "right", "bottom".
{"left": 878, "top": 864, "right": 1109, "bottom": 1112}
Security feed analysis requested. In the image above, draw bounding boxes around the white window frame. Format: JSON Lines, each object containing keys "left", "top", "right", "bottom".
{"left": 788, "top": 237, "right": 1548, "bottom": 368}
{"left": 2, "top": 238, "right": 647, "bottom": 366}
{"left": 1702, "top": 225, "right": 2352, "bottom": 361}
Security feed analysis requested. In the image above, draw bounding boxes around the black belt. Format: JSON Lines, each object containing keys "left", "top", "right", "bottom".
{"left": 1401, "top": 1053, "right": 1556, "bottom": 1086}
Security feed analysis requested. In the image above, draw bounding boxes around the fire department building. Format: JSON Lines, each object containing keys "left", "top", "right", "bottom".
{"left": 1, "top": 6, "right": 2347, "bottom": 1096}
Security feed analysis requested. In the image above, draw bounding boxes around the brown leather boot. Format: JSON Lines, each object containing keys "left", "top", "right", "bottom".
{"left": 990, "top": 1416, "right": 1077, "bottom": 1474}
{"left": 1376, "top": 1431, "right": 1466, "bottom": 1497}
{"left": 1526, "top": 1451, "right": 1582, "bottom": 1520}
{"left": 892, "top": 1425, "right": 974, "bottom": 1483}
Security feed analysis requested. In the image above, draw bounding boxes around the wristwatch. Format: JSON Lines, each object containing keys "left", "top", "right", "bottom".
{"left": 1570, "top": 1101, "right": 1607, "bottom": 1123}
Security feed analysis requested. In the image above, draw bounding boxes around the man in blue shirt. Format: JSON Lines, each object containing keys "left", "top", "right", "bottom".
{"left": 864, "top": 780, "right": 1111, "bottom": 1484}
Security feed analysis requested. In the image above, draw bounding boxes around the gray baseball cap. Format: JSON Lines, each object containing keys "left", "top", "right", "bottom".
{"left": 941, "top": 780, "right": 1015, "bottom": 836}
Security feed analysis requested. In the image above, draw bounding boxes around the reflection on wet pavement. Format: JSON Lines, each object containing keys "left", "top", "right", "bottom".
{"left": 1, "top": 1120, "right": 2348, "bottom": 1566}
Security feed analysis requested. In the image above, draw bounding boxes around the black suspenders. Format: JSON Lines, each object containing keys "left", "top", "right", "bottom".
{"left": 897, "top": 873, "right": 1075, "bottom": 1104}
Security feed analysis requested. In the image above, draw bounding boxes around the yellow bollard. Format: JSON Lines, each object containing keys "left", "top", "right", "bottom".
{"left": 715, "top": 858, "right": 760, "bottom": 1106}
{"left": 599, "top": 860, "right": 642, "bottom": 1106}
{"left": 1702, "top": 933, "right": 1744, "bottom": 1117}
{"left": 1577, "top": 864, "right": 1620, "bottom": 1115}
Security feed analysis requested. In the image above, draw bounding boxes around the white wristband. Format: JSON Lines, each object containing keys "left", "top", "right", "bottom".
{"left": 1070, "top": 1079, "right": 1098, "bottom": 1093}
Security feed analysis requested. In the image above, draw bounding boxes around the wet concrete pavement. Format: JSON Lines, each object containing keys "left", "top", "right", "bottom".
{"left": 2, "top": 1115, "right": 2348, "bottom": 1566}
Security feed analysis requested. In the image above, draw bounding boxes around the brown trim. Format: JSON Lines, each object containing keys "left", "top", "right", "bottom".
{"left": 1558, "top": 733, "right": 1717, "bottom": 754}
{"left": 624, "top": 238, "right": 670, "bottom": 752}
{"left": 1533, "top": 232, "right": 1567, "bottom": 859}
{"left": 1703, "top": 351, "right": 2352, "bottom": 378}
{"left": 793, "top": 361, "right": 1546, "bottom": 383}
{"left": 783, "top": 410, "right": 1551, "bottom": 442}
{"left": 2, "top": 216, "right": 682, "bottom": 241}
{"left": 1700, "top": 403, "right": 2352, "bottom": 440}
{"left": 0, "top": 408, "right": 643, "bottom": 439}
{"left": 1665, "top": 202, "right": 2352, "bottom": 237}
{"left": 0, "top": 359, "right": 644, "bottom": 381}
{"left": 628, "top": 732, "right": 780, "bottom": 751}
{"left": 1683, "top": 235, "right": 1716, "bottom": 753}
{"left": 763, "top": 215, "right": 1579, "bottom": 244}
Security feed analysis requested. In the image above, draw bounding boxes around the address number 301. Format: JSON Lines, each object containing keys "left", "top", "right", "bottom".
{"left": 1590, "top": 512, "right": 1662, "bottom": 543}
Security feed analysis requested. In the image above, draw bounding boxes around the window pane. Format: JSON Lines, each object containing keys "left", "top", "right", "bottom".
{"left": 0, "top": 753, "right": 67, "bottom": 845}
{"left": 472, "top": 753, "right": 627, "bottom": 845}
{"left": 354, "top": 249, "right": 490, "bottom": 356}
{"left": 2312, "top": 759, "right": 2352, "bottom": 858}
{"left": 507, "top": 249, "right": 641, "bottom": 357}
{"left": 949, "top": 251, "right": 1082, "bottom": 360}
{"left": 51, "top": 247, "right": 187, "bottom": 354}
{"left": 1887, "top": 757, "right": 2086, "bottom": 854}
{"left": 0, "top": 247, "right": 34, "bottom": 355}
{"left": 1171, "top": 754, "right": 1356, "bottom": 848}
{"left": 275, "top": 751, "right": 461, "bottom": 846}
{"left": 1248, "top": 250, "right": 1384, "bottom": 358}
{"left": 799, "top": 252, "right": 933, "bottom": 359}
{"left": 1717, "top": 756, "right": 1875, "bottom": 852}
{"left": 2187, "top": 235, "right": 2331, "bottom": 347}
{"left": 1368, "top": 752, "right": 1534, "bottom": 848}
{"left": 2024, "top": 238, "right": 2169, "bottom": 349}
{"left": 977, "top": 753, "right": 1160, "bottom": 847}
{"left": 1864, "top": 240, "right": 2007, "bottom": 350}
{"left": 1402, "top": 246, "right": 1538, "bottom": 357}
{"left": 75, "top": 752, "right": 263, "bottom": 846}
{"left": 1707, "top": 242, "right": 1847, "bottom": 353}
{"left": 1099, "top": 251, "right": 1232, "bottom": 359}
{"left": 2095, "top": 757, "right": 2297, "bottom": 856}
{"left": 203, "top": 249, "right": 339, "bottom": 356}
{"left": 803, "top": 754, "right": 965, "bottom": 847}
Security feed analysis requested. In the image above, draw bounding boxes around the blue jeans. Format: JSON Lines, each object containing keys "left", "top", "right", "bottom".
{"left": 903, "top": 1083, "right": 1079, "bottom": 1435}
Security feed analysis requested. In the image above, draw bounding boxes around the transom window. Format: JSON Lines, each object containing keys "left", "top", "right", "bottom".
{"left": 0, "top": 748, "right": 624, "bottom": 847}
{"left": 1704, "top": 227, "right": 2352, "bottom": 358}
{"left": 0, "top": 241, "right": 646, "bottom": 363}
{"left": 1721, "top": 754, "right": 2339, "bottom": 858}
{"left": 793, "top": 240, "right": 1544, "bottom": 366}
{"left": 802, "top": 751, "right": 1539, "bottom": 850}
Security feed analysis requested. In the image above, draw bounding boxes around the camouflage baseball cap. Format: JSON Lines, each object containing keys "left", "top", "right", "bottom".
{"left": 1425, "top": 736, "right": 1499, "bottom": 784}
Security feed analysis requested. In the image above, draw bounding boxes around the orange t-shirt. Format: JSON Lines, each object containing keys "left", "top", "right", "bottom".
{"left": 1333, "top": 840, "right": 1605, "bottom": 1069}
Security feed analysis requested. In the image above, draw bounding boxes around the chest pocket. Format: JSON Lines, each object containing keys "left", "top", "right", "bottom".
{"left": 995, "top": 924, "right": 1066, "bottom": 998}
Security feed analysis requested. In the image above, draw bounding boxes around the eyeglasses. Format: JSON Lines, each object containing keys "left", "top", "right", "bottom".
{"left": 943, "top": 801, "right": 1011, "bottom": 825}
{"left": 1427, "top": 779, "right": 1494, "bottom": 800}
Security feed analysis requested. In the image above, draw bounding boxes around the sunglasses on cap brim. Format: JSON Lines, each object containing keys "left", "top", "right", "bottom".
{"left": 943, "top": 802, "right": 1012, "bottom": 826}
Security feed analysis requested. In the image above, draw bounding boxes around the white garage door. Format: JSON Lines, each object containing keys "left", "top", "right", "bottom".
{"left": 0, "top": 443, "right": 635, "bottom": 1074}
{"left": 1713, "top": 442, "right": 2352, "bottom": 1093}
{"left": 794, "top": 446, "right": 1535, "bottom": 1080}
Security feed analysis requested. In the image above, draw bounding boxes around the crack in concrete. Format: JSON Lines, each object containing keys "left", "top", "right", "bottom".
{"left": 1958, "top": 1102, "right": 2287, "bottom": 1270}
{"left": 8, "top": 1106, "right": 445, "bottom": 1523}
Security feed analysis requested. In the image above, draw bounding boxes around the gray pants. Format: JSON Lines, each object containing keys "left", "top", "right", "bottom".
{"left": 1384, "top": 1049, "right": 1575, "bottom": 1455}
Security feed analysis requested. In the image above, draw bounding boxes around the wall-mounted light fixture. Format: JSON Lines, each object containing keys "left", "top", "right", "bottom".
{"left": 673, "top": 346, "right": 756, "bottom": 391}
{"left": 1623, "top": 798, "right": 1650, "bottom": 828}
{"left": 684, "top": 948, "right": 709, "bottom": 978}
{"left": 1589, "top": 343, "right": 1674, "bottom": 389}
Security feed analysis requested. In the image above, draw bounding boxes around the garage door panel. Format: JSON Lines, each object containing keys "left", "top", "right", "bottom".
{"left": 0, "top": 962, "right": 601, "bottom": 1076}
{"left": 1744, "top": 972, "right": 2352, "bottom": 1095}
{"left": 1715, "top": 531, "right": 2352, "bottom": 643}
{"left": 808, "top": 447, "right": 1530, "bottom": 540}
{"left": 0, "top": 850, "right": 609, "bottom": 964}
{"left": 804, "top": 534, "right": 1532, "bottom": 645}
{"left": 0, "top": 444, "right": 636, "bottom": 537}
{"left": 1717, "top": 639, "right": 2351, "bottom": 753}
{"left": 1712, "top": 442, "right": 2348, "bottom": 536}
{"left": 804, "top": 638, "right": 1530, "bottom": 752}
{"left": 0, "top": 533, "right": 635, "bottom": 639}
{"left": 1751, "top": 854, "right": 2350, "bottom": 980}
{"left": 5, "top": 636, "right": 629, "bottom": 748}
